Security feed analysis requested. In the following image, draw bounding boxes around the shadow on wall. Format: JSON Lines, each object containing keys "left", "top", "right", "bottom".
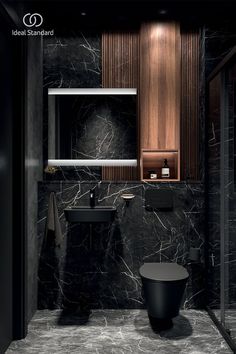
{"left": 38, "top": 229, "right": 60, "bottom": 309}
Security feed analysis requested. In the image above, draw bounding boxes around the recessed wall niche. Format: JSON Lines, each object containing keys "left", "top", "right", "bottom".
{"left": 48, "top": 93, "right": 137, "bottom": 161}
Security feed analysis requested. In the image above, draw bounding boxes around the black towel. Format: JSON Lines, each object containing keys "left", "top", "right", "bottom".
{"left": 45, "top": 192, "right": 63, "bottom": 247}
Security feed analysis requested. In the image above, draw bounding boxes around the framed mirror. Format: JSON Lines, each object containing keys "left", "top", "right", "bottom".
{"left": 48, "top": 88, "right": 137, "bottom": 165}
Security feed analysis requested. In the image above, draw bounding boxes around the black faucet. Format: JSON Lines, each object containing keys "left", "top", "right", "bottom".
{"left": 89, "top": 182, "right": 101, "bottom": 208}
{"left": 90, "top": 188, "right": 96, "bottom": 208}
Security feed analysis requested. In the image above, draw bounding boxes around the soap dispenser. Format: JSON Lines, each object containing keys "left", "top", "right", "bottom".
{"left": 161, "top": 159, "right": 170, "bottom": 178}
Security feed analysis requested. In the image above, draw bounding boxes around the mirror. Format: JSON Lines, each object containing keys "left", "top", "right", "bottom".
{"left": 48, "top": 89, "right": 137, "bottom": 164}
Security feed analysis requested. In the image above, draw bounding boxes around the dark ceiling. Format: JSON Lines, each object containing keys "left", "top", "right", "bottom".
{"left": 3, "top": 0, "right": 236, "bottom": 30}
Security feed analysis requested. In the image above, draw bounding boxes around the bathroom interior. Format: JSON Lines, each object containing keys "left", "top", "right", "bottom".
{"left": 1, "top": 0, "right": 236, "bottom": 352}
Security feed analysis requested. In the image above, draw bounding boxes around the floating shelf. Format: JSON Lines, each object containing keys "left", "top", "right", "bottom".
{"left": 141, "top": 149, "right": 180, "bottom": 182}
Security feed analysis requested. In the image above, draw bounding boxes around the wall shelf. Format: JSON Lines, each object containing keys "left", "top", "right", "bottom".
{"left": 141, "top": 149, "right": 180, "bottom": 182}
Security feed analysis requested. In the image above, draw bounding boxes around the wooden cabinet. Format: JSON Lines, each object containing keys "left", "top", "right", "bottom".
{"left": 139, "top": 22, "right": 180, "bottom": 151}
{"left": 139, "top": 22, "right": 181, "bottom": 182}
{"left": 101, "top": 23, "right": 200, "bottom": 182}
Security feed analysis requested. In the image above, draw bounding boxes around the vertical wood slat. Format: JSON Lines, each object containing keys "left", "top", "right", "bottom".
{"left": 181, "top": 28, "right": 200, "bottom": 180}
{"left": 102, "top": 26, "right": 200, "bottom": 182}
{"left": 139, "top": 22, "right": 181, "bottom": 151}
{"left": 102, "top": 166, "right": 137, "bottom": 181}
{"left": 102, "top": 31, "right": 139, "bottom": 88}
{"left": 102, "top": 31, "right": 139, "bottom": 180}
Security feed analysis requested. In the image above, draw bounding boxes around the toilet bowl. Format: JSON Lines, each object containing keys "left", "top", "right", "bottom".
{"left": 139, "top": 262, "right": 189, "bottom": 330}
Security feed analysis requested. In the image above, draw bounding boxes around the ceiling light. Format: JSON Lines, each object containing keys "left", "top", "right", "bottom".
{"left": 159, "top": 9, "right": 167, "bottom": 15}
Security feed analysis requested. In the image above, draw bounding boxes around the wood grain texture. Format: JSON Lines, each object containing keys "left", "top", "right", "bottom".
{"left": 102, "top": 31, "right": 140, "bottom": 180}
{"left": 181, "top": 28, "right": 200, "bottom": 180}
{"left": 102, "top": 166, "right": 137, "bottom": 181}
{"left": 139, "top": 22, "right": 181, "bottom": 150}
{"left": 102, "top": 31, "right": 139, "bottom": 88}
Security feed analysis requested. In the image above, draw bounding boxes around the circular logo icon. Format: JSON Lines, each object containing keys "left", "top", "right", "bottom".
{"left": 23, "top": 13, "right": 43, "bottom": 27}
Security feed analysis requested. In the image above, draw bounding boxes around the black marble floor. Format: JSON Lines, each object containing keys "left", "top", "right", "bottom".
{"left": 7, "top": 310, "right": 231, "bottom": 354}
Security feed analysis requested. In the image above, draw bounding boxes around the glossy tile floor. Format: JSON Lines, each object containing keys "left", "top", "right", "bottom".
{"left": 7, "top": 310, "right": 231, "bottom": 354}
{"left": 225, "top": 310, "right": 236, "bottom": 343}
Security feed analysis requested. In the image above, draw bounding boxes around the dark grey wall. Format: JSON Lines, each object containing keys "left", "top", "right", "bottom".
{"left": 0, "top": 27, "right": 13, "bottom": 353}
{"left": 25, "top": 37, "right": 43, "bottom": 321}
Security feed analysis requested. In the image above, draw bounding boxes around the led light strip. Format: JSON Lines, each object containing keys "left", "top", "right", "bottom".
{"left": 48, "top": 88, "right": 137, "bottom": 95}
{"left": 48, "top": 159, "right": 137, "bottom": 167}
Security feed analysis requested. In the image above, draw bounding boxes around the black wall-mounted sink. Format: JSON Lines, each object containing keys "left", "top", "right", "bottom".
{"left": 64, "top": 206, "right": 116, "bottom": 223}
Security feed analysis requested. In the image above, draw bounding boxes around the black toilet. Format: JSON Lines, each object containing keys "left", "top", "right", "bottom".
{"left": 139, "top": 262, "right": 189, "bottom": 330}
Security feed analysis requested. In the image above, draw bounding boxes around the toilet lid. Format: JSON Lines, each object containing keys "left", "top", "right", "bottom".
{"left": 139, "top": 263, "right": 189, "bottom": 281}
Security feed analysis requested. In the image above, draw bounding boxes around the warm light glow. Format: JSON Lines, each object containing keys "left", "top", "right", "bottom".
{"left": 150, "top": 24, "right": 165, "bottom": 39}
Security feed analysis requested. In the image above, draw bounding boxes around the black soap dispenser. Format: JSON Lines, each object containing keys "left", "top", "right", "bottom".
{"left": 161, "top": 159, "right": 170, "bottom": 178}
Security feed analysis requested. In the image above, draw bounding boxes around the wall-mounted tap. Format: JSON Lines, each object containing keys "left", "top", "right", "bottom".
{"left": 89, "top": 181, "right": 101, "bottom": 208}
{"left": 90, "top": 188, "right": 96, "bottom": 208}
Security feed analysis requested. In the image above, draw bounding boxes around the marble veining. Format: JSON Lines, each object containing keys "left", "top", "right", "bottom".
{"left": 43, "top": 32, "right": 101, "bottom": 88}
{"left": 43, "top": 32, "right": 101, "bottom": 163}
{"left": 205, "top": 24, "right": 236, "bottom": 77}
{"left": 207, "top": 56, "right": 236, "bottom": 313}
{"left": 52, "top": 94, "right": 137, "bottom": 160}
{"left": 38, "top": 182, "right": 205, "bottom": 311}
{"left": 6, "top": 310, "right": 231, "bottom": 354}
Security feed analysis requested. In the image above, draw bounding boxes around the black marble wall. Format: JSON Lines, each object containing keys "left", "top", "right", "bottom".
{"left": 38, "top": 181, "right": 205, "bottom": 311}
{"left": 206, "top": 23, "right": 236, "bottom": 316}
{"left": 207, "top": 73, "right": 221, "bottom": 309}
{"left": 43, "top": 32, "right": 101, "bottom": 178}
{"left": 43, "top": 32, "right": 138, "bottom": 181}
{"left": 39, "top": 29, "right": 207, "bottom": 313}
{"left": 44, "top": 32, "right": 101, "bottom": 88}
{"left": 55, "top": 94, "right": 137, "bottom": 159}
{"left": 205, "top": 22, "right": 236, "bottom": 78}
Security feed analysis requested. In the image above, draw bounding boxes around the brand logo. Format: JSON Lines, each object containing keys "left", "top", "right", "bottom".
{"left": 12, "top": 12, "right": 54, "bottom": 36}
{"left": 23, "top": 13, "right": 43, "bottom": 27}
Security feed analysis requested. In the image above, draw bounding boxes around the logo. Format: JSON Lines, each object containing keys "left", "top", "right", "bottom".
{"left": 23, "top": 13, "right": 43, "bottom": 27}
{"left": 12, "top": 12, "right": 53, "bottom": 36}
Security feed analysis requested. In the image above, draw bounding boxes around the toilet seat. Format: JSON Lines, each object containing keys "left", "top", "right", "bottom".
{"left": 139, "top": 262, "right": 189, "bottom": 282}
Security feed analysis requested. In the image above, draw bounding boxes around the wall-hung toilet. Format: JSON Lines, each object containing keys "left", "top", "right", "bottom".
{"left": 139, "top": 262, "right": 189, "bottom": 330}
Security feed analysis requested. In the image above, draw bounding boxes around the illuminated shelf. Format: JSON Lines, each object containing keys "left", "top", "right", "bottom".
{"left": 141, "top": 149, "right": 180, "bottom": 182}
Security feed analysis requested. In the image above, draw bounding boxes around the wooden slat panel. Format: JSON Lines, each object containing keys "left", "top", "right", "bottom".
{"left": 102, "top": 166, "right": 137, "bottom": 181}
{"left": 181, "top": 28, "right": 200, "bottom": 180}
{"left": 102, "top": 31, "right": 140, "bottom": 180}
{"left": 139, "top": 22, "right": 181, "bottom": 151}
{"left": 102, "top": 31, "right": 139, "bottom": 88}
{"left": 102, "top": 25, "right": 200, "bottom": 182}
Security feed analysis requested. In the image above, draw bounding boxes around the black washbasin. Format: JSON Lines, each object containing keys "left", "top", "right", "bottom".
{"left": 64, "top": 205, "right": 117, "bottom": 223}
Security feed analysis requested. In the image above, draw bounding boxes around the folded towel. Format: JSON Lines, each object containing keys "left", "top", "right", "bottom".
{"left": 45, "top": 192, "right": 63, "bottom": 247}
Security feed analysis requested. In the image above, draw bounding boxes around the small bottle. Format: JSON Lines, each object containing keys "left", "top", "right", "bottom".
{"left": 148, "top": 170, "right": 157, "bottom": 179}
{"left": 161, "top": 159, "right": 170, "bottom": 178}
